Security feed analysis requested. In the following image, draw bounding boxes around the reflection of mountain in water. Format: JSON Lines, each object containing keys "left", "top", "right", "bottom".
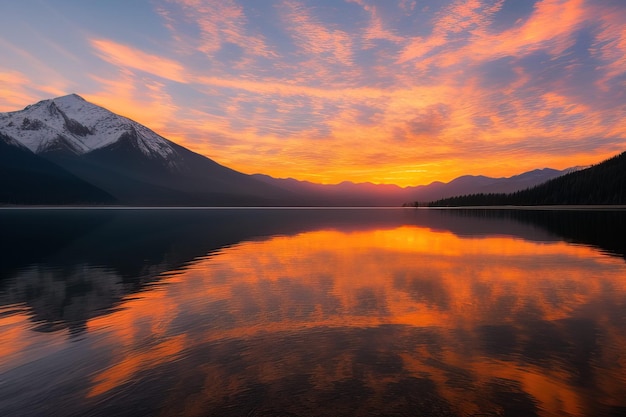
{"left": 1, "top": 208, "right": 624, "bottom": 333}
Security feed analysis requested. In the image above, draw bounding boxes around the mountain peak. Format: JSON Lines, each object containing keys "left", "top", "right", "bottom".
{"left": 54, "top": 93, "right": 87, "bottom": 103}
{"left": 23, "top": 93, "right": 85, "bottom": 111}
{"left": 1, "top": 94, "right": 178, "bottom": 161}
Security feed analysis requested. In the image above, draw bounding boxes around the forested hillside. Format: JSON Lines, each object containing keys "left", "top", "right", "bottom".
{"left": 429, "top": 151, "right": 626, "bottom": 206}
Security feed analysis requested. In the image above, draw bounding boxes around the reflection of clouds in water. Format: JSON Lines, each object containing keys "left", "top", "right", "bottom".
{"left": 2, "top": 222, "right": 626, "bottom": 416}
{"left": 393, "top": 269, "right": 450, "bottom": 309}
{"left": 79, "top": 227, "right": 626, "bottom": 416}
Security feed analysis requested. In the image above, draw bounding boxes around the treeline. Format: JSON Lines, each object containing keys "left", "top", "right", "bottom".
{"left": 428, "top": 151, "right": 626, "bottom": 206}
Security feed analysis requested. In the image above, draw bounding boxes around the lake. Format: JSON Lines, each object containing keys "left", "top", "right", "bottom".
{"left": 1, "top": 207, "right": 625, "bottom": 417}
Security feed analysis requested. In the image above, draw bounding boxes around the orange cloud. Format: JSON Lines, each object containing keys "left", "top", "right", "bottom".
{"left": 480, "top": 0, "right": 585, "bottom": 59}
{"left": 398, "top": 0, "right": 500, "bottom": 64}
{"left": 0, "top": 70, "right": 35, "bottom": 111}
{"left": 443, "top": 0, "right": 586, "bottom": 68}
{"left": 90, "top": 38, "right": 188, "bottom": 83}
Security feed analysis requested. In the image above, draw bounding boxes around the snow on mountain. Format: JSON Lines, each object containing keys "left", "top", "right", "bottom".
{"left": 0, "top": 94, "right": 178, "bottom": 165}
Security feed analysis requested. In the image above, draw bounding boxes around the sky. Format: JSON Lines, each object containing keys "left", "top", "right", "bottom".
{"left": 1, "top": 0, "right": 625, "bottom": 186}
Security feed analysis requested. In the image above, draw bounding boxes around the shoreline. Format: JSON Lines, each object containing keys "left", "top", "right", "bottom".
{"left": 424, "top": 205, "right": 626, "bottom": 211}
{"left": 1, "top": 205, "right": 626, "bottom": 211}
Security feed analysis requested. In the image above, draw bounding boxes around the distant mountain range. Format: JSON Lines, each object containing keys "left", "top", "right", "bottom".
{"left": 253, "top": 167, "right": 577, "bottom": 206}
{"left": 0, "top": 94, "right": 578, "bottom": 206}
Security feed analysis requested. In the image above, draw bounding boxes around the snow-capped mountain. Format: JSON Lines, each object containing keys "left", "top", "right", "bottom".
{"left": 0, "top": 94, "right": 293, "bottom": 205}
{"left": 0, "top": 94, "right": 179, "bottom": 166}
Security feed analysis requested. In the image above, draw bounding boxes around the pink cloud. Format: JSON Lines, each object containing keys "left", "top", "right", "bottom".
{"left": 346, "top": 0, "right": 405, "bottom": 46}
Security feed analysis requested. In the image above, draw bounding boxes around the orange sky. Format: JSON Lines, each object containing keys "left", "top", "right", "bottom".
{"left": 1, "top": 0, "right": 625, "bottom": 186}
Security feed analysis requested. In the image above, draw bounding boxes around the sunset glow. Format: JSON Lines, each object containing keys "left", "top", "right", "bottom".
{"left": 1, "top": 1, "right": 625, "bottom": 185}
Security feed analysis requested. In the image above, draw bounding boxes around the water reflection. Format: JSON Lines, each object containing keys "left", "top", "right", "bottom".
{"left": 1, "top": 208, "right": 625, "bottom": 416}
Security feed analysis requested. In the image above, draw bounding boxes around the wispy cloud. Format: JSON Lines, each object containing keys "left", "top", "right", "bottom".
{"left": 279, "top": 0, "right": 354, "bottom": 66}
{"left": 90, "top": 39, "right": 188, "bottom": 83}
{"left": 0, "top": 70, "right": 34, "bottom": 111}
{"left": 157, "top": 0, "right": 275, "bottom": 59}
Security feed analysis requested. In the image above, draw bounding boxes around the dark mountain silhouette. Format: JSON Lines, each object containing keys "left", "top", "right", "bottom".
{"left": 0, "top": 133, "right": 116, "bottom": 204}
{"left": 429, "top": 151, "right": 626, "bottom": 206}
{"left": 252, "top": 174, "right": 410, "bottom": 206}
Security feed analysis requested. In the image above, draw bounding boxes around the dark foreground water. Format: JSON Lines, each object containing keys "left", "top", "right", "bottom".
{"left": 1, "top": 208, "right": 626, "bottom": 417}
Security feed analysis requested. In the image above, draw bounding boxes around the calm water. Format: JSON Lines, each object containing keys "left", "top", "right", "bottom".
{"left": 1, "top": 208, "right": 626, "bottom": 417}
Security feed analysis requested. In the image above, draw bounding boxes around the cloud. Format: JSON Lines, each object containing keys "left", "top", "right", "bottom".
{"left": 90, "top": 39, "right": 188, "bottom": 83}
{"left": 194, "top": 74, "right": 387, "bottom": 101}
{"left": 589, "top": 3, "right": 626, "bottom": 90}
{"left": 157, "top": 0, "right": 275, "bottom": 59}
{"left": 0, "top": 70, "right": 34, "bottom": 111}
{"left": 398, "top": 0, "right": 501, "bottom": 64}
{"left": 352, "top": 3, "right": 410, "bottom": 54}
{"left": 279, "top": 0, "right": 354, "bottom": 66}
{"left": 406, "top": 104, "right": 451, "bottom": 137}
